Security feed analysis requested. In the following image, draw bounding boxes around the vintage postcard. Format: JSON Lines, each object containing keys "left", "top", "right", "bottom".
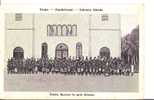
{"left": 0, "top": 4, "right": 144, "bottom": 99}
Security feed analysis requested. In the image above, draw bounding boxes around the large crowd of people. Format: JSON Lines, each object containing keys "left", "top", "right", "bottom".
{"left": 7, "top": 56, "right": 136, "bottom": 76}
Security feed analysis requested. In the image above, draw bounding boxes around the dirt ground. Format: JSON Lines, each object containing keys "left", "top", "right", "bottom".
{"left": 4, "top": 73, "right": 139, "bottom": 92}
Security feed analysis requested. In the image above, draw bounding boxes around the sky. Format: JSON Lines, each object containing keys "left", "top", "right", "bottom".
{"left": 121, "top": 14, "right": 139, "bottom": 37}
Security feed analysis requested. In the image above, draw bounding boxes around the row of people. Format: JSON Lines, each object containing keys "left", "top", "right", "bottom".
{"left": 7, "top": 56, "right": 135, "bottom": 76}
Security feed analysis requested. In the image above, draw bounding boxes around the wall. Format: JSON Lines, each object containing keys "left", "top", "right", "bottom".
{"left": 5, "top": 13, "right": 121, "bottom": 60}
{"left": 5, "top": 13, "right": 33, "bottom": 60}
{"left": 34, "top": 14, "right": 90, "bottom": 58}
{"left": 90, "top": 14, "right": 121, "bottom": 57}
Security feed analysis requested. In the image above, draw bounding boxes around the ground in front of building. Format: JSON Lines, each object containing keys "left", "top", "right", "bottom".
{"left": 4, "top": 72, "right": 139, "bottom": 92}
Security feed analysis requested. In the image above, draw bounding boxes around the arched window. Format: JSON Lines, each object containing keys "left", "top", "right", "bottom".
{"left": 100, "top": 47, "right": 110, "bottom": 59}
{"left": 57, "top": 24, "right": 62, "bottom": 36}
{"left": 52, "top": 24, "right": 57, "bottom": 36}
{"left": 76, "top": 42, "right": 82, "bottom": 58}
{"left": 66, "top": 24, "right": 72, "bottom": 36}
{"left": 41, "top": 42, "right": 48, "bottom": 58}
{"left": 62, "top": 24, "right": 67, "bottom": 36}
{"left": 72, "top": 24, "right": 77, "bottom": 36}
{"left": 47, "top": 24, "right": 57, "bottom": 36}
{"left": 13, "top": 47, "right": 24, "bottom": 59}
{"left": 55, "top": 43, "right": 68, "bottom": 59}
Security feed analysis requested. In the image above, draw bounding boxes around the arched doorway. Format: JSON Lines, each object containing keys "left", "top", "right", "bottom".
{"left": 76, "top": 42, "right": 82, "bottom": 58}
{"left": 100, "top": 47, "right": 110, "bottom": 59}
{"left": 13, "top": 47, "right": 24, "bottom": 59}
{"left": 41, "top": 42, "right": 48, "bottom": 58}
{"left": 55, "top": 43, "right": 68, "bottom": 59}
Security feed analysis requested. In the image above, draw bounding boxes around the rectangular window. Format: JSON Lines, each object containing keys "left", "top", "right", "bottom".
{"left": 15, "top": 13, "right": 23, "bottom": 21}
{"left": 101, "top": 14, "right": 108, "bottom": 21}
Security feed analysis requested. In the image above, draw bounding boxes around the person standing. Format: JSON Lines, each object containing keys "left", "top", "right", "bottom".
{"left": 131, "top": 64, "right": 134, "bottom": 76}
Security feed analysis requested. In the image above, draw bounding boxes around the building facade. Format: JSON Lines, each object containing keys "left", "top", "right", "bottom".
{"left": 5, "top": 13, "right": 121, "bottom": 60}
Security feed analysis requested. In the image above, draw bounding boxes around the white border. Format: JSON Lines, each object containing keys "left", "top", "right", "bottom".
{"left": 0, "top": 4, "right": 144, "bottom": 99}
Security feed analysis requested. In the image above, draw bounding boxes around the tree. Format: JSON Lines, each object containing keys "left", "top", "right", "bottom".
{"left": 121, "top": 25, "right": 139, "bottom": 72}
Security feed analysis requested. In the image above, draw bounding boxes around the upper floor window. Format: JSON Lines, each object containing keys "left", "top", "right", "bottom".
{"left": 15, "top": 13, "right": 23, "bottom": 21}
{"left": 47, "top": 24, "right": 77, "bottom": 36}
{"left": 101, "top": 14, "right": 108, "bottom": 21}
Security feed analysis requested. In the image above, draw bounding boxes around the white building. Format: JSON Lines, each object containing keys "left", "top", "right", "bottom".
{"left": 5, "top": 13, "right": 121, "bottom": 60}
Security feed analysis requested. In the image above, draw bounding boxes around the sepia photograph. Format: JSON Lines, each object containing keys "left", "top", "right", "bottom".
{"left": 4, "top": 13, "right": 140, "bottom": 92}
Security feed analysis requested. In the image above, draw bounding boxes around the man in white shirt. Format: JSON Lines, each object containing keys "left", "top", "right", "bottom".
{"left": 131, "top": 64, "right": 134, "bottom": 76}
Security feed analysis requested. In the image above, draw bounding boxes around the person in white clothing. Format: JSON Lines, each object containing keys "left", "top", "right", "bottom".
{"left": 131, "top": 64, "right": 134, "bottom": 76}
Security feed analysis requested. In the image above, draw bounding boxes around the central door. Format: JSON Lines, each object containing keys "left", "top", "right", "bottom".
{"left": 100, "top": 47, "right": 110, "bottom": 59}
{"left": 55, "top": 43, "right": 68, "bottom": 59}
{"left": 13, "top": 47, "right": 24, "bottom": 60}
